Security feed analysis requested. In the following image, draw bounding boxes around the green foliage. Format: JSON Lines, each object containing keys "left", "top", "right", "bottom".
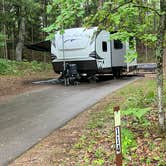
{"left": 121, "top": 128, "right": 137, "bottom": 154}
{"left": 88, "top": 118, "right": 104, "bottom": 129}
{"left": 0, "top": 58, "right": 51, "bottom": 75}
{"left": 87, "top": 109, "right": 112, "bottom": 129}
{"left": 74, "top": 135, "right": 86, "bottom": 149}
{"left": 123, "top": 88, "right": 155, "bottom": 109}
{"left": 92, "top": 159, "right": 105, "bottom": 165}
{"left": 121, "top": 86, "right": 154, "bottom": 126}
{"left": 125, "top": 49, "right": 138, "bottom": 63}
{"left": 45, "top": 0, "right": 161, "bottom": 44}
{"left": 44, "top": 0, "right": 86, "bottom": 38}
{"left": 140, "top": 34, "right": 157, "bottom": 44}
{"left": 122, "top": 107, "right": 151, "bottom": 123}
{"left": 110, "top": 31, "right": 135, "bottom": 42}
{"left": 0, "top": 58, "right": 17, "bottom": 75}
{"left": 94, "top": 148, "right": 105, "bottom": 159}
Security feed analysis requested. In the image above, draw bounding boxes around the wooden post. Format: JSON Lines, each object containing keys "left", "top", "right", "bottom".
{"left": 114, "top": 106, "right": 122, "bottom": 166}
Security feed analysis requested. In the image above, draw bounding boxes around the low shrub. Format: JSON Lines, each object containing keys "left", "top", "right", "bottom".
{"left": 0, "top": 58, "right": 51, "bottom": 75}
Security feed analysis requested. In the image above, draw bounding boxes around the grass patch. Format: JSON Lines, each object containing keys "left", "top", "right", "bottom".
{"left": 0, "top": 58, "right": 52, "bottom": 76}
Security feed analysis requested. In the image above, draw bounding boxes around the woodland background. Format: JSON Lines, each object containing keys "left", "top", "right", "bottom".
{"left": 0, "top": 0, "right": 160, "bottom": 63}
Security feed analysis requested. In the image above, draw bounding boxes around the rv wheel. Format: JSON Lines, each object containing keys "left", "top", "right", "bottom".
{"left": 113, "top": 69, "right": 122, "bottom": 79}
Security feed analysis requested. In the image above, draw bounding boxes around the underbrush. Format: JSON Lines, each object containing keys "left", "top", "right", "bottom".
{"left": 0, "top": 58, "right": 52, "bottom": 76}
{"left": 67, "top": 78, "right": 166, "bottom": 165}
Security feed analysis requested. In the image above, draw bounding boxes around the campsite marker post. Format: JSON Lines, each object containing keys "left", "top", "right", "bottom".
{"left": 114, "top": 106, "right": 122, "bottom": 166}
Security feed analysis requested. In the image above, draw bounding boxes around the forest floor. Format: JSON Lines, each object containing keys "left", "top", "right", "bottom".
{"left": 9, "top": 74, "right": 166, "bottom": 166}
{"left": 0, "top": 71, "right": 57, "bottom": 103}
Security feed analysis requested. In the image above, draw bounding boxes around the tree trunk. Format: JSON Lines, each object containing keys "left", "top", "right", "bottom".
{"left": 156, "top": 0, "right": 166, "bottom": 131}
{"left": 2, "top": 0, "right": 8, "bottom": 59}
{"left": 16, "top": 7, "right": 25, "bottom": 61}
{"left": 12, "top": 28, "right": 15, "bottom": 60}
{"left": 31, "top": 26, "right": 34, "bottom": 61}
{"left": 43, "top": 0, "right": 47, "bottom": 65}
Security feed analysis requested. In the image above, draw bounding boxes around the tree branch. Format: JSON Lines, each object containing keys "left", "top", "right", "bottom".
{"left": 97, "top": 0, "right": 133, "bottom": 29}
{"left": 132, "top": 4, "right": 161, "bottom": 16}
{"left": 111, "top": 0, "right": 133, "bottom": 13}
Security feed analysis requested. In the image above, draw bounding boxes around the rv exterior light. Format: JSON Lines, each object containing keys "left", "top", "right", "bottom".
{"left": 81, "top": 73, "right": 87, "bottom": 77}
{"left": 51, "top": 54, "right": 57, "bottom": 60}
{"left": 89, "top": 51, "right": 96, "bottom": 58}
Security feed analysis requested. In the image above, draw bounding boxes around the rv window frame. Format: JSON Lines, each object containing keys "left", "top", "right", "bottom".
{"left": 114, "top": 40, "right": 123, "bottom": 49}
{"left": 102, "top": 41, "right": 107, "bottom": 52}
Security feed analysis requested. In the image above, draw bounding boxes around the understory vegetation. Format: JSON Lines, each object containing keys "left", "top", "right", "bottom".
{"left": 0, "top": 58, "right": 52, "bottom": 76}
{"left": 64, "top": 78, "right": 166, "bottom": 165}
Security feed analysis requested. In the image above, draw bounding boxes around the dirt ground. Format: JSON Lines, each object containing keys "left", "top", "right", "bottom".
{"left": 0, "top": 71, "right": 57, "bottom": 103}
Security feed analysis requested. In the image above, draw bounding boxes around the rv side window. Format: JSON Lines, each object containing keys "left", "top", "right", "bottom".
{"left": 114, "top": 40, "right": 123, "bottom": 49}
{"left": 102, "top": 42, "right": 107, "bottom": 52}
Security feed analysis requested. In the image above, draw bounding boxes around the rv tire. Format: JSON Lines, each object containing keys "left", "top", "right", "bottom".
{"left": 112, "top": 69, "right": 122, "bottom": 79}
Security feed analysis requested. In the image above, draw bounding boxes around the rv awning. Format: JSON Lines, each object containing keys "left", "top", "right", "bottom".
{"left": 25, "top": 40, "right": 51, "bottom": 52}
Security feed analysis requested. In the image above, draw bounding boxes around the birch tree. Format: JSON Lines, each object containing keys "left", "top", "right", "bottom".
{"left": 156, "top": 0, "right": 166, "bottom": 131}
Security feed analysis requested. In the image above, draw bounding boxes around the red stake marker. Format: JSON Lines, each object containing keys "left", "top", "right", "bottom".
{"left": 114, "top": 106, "right": 122, "bottom": 166}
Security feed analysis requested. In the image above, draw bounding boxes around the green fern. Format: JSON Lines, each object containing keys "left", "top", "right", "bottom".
{"left": 121, "top": 128, "right": 137, "bottom": 154}
{"left": 122, "top": 107, "right": 151, "bottom": 124}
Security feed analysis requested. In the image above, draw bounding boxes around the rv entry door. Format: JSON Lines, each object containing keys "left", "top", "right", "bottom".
{"left": 96, "top": 31, "right": 112, "bottom": 70}
{"left": 111, "top": 40, "right": 126, "bottom": 67}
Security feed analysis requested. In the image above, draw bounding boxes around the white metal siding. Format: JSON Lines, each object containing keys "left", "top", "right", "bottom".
{"left": 52, "top": 27, "right": 97, "bottom": 60}
{"left": 96, "top": 31, "right": 111, "bottom": 68}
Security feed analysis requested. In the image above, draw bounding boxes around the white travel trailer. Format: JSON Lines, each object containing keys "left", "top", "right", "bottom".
{"left": 51, "top": 27, "right": 137, "bottom": 77}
